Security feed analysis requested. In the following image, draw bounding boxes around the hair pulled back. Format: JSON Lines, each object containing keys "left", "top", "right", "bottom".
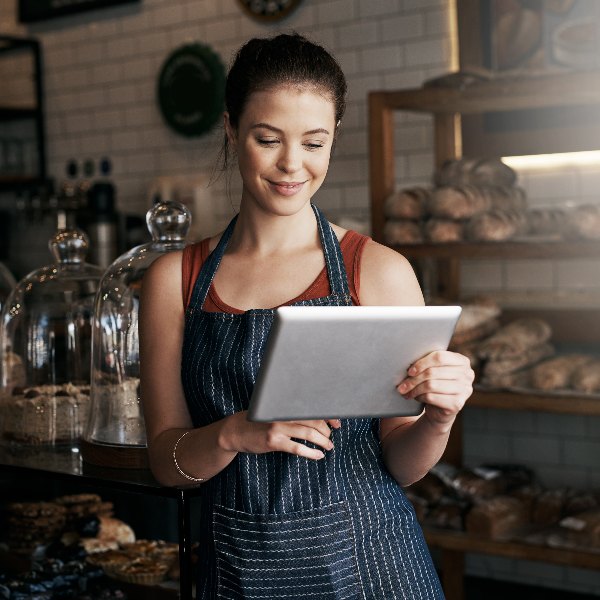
{"left": 217, "top": 33, "right": 347, "bottom": 174}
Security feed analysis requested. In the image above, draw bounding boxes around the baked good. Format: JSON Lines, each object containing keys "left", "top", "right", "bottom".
{"left": 487, "top": 185, "right": 528, "bottom": 212}
{"left": 466, "top": 208, "right": 529, "bottom": 241}
{"left": 1, "top": 383, "right": 91, "bottom": 445}
{"left": 427, "top": 185, "right": 491, "bottom": 219}
{"left": 451, "top": 303, "right": 501, "bottom": 347}
{"left": 451, "top": 468, "right": 506, "bottom": 500}
{"left": 548, "top": 508, "right": 600, "bottom": 550}
{"left": 97, "top": 516, "right": 136, "bottom": 545}
{"left": 482, "top": 342, "right": 555, "bottom": 377}
{"left": 384, "top": 187, "right": 429, "bottom": 220}
{"left": 565, "top": 204, "right": 600, "bottom": 240}
{"left": 477, "top": 318, "right": 553, "bottom": 361}
{"left": 425, "top": 497, "right": 468, "bottom": 531}
{"left": 570, "top": 358, "right": 600, "bottom": 393}
{"left": 424, "top": 218, "right": 464, "bottom": 242}
{"left": 5, "top": 501, "right": 68, "bottom": 553}
{"left": 528, "top": 207, "right": 567, "bottom": 237}
{"left": 383, "top": 219, "right": 423, "bottom": 245}
{"left": 434, "top": 157, "right": 516, "bottom": 188}
{"left": 1, "top": 351, "right": 25, "bottom": 392}
{"left": 465, "top": 496, "right": 529, "bottom": 539}
{"left": 529, "top": 354, "right": 595, "bottom": 391}
{"left": 481, "top": 368, "right": 532, "bottom": 389}
{"left": 532, "top": 487, "right": 569, "bottom": 526}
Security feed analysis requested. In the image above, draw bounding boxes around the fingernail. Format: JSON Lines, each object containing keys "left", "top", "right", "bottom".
{"left": 398, "top": 382, "right": 408, "bottom": 393}
{"left": 317, "top": 451, "right": 325, "bottom": 459}
{"left": 409, "top": 366, "right": 417, "bottom": 375}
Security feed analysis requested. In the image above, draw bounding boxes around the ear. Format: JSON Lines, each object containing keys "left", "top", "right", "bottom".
{"left": 223, "top": 112, "right": 237, "bottom": 147}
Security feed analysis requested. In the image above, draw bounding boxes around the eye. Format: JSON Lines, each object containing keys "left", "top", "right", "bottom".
{"left": 257, "top": 138, "right": 279, "bottom": 146}
{"left": 304, "top": 142, "right": 325, "bottom": 151}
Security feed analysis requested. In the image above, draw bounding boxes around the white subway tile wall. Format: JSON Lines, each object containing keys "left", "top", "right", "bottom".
{"left": 1, "top": 0, "right": 599, "bottom": 594}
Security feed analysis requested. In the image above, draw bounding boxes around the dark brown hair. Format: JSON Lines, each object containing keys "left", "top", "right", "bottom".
{"left": 217, "top": 32, "right": 347, "bottom": 173}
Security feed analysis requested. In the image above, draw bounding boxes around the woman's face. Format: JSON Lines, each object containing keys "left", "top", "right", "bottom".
{"left": 226, "top": 85, "right": 337, "bottom": 216}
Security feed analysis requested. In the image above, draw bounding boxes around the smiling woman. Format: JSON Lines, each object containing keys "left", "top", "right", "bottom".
{"left": 139, "top": 32, "right": 473, "bottom": 600}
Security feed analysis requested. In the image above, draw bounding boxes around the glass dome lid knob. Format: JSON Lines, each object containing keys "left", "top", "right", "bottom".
{"left": 147, "top": 200, "right": 191, "bottom": 242}
{"left": 49, "top": 229, "right": 91, "bottom": 264}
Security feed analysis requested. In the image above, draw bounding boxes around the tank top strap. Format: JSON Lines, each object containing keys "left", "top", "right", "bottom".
{"left": 312, "top": 203, "right": 351, "bottom": 300}
{"left": 188, "top": 213, "right": 238, "bottom": 310}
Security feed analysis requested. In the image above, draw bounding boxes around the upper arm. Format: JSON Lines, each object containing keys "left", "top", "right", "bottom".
{"left": 139, "top": 251, "right": 192, "bottom": 445}
{"left": 358, "top": 240, "right": 426, "bottom": 440}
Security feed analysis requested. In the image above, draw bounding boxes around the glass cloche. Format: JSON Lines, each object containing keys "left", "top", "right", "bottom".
{"left": 0, "top": 261, "right": 16, "bottom": 315}
{"left": 82, "top": 200, "right": 191, "bottom": 468}
{"left": 0, "top": 230, "right": 104, "bottom": 446}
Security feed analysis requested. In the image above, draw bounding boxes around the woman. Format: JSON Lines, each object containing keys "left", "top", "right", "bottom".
{"left": 140, "top": 33, "right": 473, "bottom": 599}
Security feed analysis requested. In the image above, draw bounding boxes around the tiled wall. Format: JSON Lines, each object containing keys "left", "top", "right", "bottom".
{"left": 2, "top": 0, "right": 599, "bottom": 595}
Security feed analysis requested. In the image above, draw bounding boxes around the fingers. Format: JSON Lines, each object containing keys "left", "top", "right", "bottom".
{"left": 263, "top": 420, "right": 336, "bottom": 461}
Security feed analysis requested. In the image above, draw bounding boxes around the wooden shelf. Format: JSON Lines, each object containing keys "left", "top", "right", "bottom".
{"left": 371, "top": 70, "right": 600, "bottom": 116}
{"left": 470, "top": 389, "right": 600, "bottom": 416}
{"left": 424, "top": 529, "right": 600, "bottom": 570}
{"left": 390, "top": 240, "right": 600, "bottom": 260}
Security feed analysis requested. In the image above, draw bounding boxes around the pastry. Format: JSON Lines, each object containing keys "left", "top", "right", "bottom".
{"left": 482, "top": 342, "right": 555, "bottom": 377}
{"left": 565, "top": 204, "right": 600, "bottom": 240}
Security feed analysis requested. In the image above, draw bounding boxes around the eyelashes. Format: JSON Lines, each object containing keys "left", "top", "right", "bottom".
{"left": 256, "top": 139, "right": 325, "bottom": 151}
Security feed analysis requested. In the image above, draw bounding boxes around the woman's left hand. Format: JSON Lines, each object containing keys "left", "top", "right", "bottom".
{"left": 397, "top": 350, "right": 474, "bottom": 429}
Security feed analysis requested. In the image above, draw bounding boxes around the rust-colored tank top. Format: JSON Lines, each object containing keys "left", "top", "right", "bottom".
{"left": 182, "top": 230, "right": 370, "bottom": 312}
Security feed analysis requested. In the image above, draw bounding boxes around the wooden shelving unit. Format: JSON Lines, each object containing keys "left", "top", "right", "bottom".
{"left": 369, "top": 72, "right": 600, "bottom": 600}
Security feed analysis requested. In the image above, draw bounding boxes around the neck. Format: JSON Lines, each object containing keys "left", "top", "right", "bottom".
{"left": 229, "top": 201, "right": 319, "bottom": 256}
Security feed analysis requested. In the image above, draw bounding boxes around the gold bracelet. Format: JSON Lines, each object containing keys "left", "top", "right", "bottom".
{"left": 173, "top": 430, "right": 205, "bottom": 483}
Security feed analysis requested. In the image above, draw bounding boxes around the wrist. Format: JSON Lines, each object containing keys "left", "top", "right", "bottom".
{"left": 217, "top": 412, "right": 243, "bottom": 454}
{"left": 422, "top": 409, "right": 456, "bottom": 435}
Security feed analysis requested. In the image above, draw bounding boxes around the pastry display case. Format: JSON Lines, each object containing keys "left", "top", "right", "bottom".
{"left": 0, "top": 229, "right": 103, "bottom": 446}
{"left": 82, "top": 200, "right": 191, "bottom": 469}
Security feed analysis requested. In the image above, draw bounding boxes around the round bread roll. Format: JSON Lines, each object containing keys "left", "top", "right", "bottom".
{"left": 384, "top": 187, "right": 429, "bottom": 220}
{"left": 529, "top": 207, "right": 567, "bottom": 237}
{"left": 565, "top": 204, "right": 600, "bottom": 240}
{"left": 466, "top": 209, "right": 529, "bottom": 241}
{"left": 428, "top": 185, "right": 491, "bottom": 220}
{"left": 424, "top": 219, "right": 464, "bottom": 243}
{"left": 383, "top": 219, "right": 423, "bottom": 245}
{"left": 470, "top": 158, "right": 517, "bottom": 188}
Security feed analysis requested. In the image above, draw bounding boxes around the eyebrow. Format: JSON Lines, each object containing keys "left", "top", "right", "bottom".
{"left": 251, "top": 123, "right": 330, "bottom": 136}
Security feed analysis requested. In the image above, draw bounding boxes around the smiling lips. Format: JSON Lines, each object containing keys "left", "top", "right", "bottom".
{"left": 268, "top": 180, "right": 306, "bottom": 196}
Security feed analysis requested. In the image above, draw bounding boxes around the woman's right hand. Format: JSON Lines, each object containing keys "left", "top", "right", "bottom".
{"left": 220, "top": 411, "right": 341, "bottom": 460}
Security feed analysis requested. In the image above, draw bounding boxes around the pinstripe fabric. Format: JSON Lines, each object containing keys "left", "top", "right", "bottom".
{"left": 182, "top": 204, "right": 444, "bottom": 599}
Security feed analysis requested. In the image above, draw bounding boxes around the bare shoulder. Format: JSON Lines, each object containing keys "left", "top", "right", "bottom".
{"left": 359, "top": 239, "right": 424, "bottom": 306}
{"left": 141, "top": 250, "right": 184, "bottom": 305}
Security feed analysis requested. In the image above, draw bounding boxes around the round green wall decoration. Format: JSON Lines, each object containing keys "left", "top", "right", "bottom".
{"left": 236, "top": 0, "right": 303, "bottom": 21}
{"left": 157, "top": 43, "right": 226, "bottom": 137}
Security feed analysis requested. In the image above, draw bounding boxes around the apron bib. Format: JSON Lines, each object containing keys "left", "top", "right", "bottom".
{"left": 182, "top": 204, "right": 444, "bottom": 600}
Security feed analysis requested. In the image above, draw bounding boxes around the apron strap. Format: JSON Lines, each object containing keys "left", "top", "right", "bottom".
{"left": 312, "top": 203, "right": 351, "bottom": 299}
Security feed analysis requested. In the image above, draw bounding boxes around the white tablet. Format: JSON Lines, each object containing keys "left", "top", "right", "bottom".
{"left": 247, "top": 305, "right": 462, "bottom": 421}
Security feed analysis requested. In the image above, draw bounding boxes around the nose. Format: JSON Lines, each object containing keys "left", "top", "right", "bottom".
{"left": 276, "top": 144, "right": 301, "bottom": 174}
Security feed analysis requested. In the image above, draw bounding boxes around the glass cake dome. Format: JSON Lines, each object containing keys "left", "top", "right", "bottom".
{"left": 0, "top": 230, "right": 104, "bottom": 446}
{"left": 0, "top": 261, "right": 16, "bottom": 315}
{"left": 82, "top": 200, "right": 191, "bottom": 468}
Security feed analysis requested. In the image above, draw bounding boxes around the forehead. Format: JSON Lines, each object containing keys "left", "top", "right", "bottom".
{"left": 240, "top": 85, "right": 336, "bottom": 130}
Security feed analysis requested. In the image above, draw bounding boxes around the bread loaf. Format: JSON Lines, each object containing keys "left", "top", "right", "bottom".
{"left": 529, "top": 207, "right": 567, "bottom": 237}
{"left": 383, "top": 219, "right": 423, "bottom": 245}
{"left": 424, "top": 218, "right": 464, "bottom": 242}
{"left": 465, "top": 496, "right": 529, "bottom": 539}
{"left": 477, "top": 318, "right": 553, "bottom": 360}
{"left": 565, "top": 204, "right": 600, "bottom": 240}
{"left": 466, "top": 208, "right": 529, "bottom": 241}
{"left": 451, "top": 303, "right": 501, "bottom": 346}
{"left": 570, "top": 358, "right": 600, "bottom": 393}
{"left": 482, "top": 342, "right": 555, "bottom": 377}
{"left": 428, "top": 185, "right": 491, "bottom": 219}
{"left": 434, "top": 158, "right": 516, "bottom": 188}
{"left": 530, "top": 354, "right": 595, "bottom": 391}
{"left": 384, "top": 187, "right": 429, "bottom": 220}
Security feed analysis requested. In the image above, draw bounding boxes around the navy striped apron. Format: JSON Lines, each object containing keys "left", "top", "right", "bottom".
{"left": 182, "top": 204, "right": 444, "bottom": 599}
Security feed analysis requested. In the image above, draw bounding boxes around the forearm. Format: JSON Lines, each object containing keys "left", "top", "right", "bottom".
{"left": 382, "top": 413, "right": 455, "bottom": 487}
{"left": 148, "top": 418, "right": 239, "bottom": 487}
